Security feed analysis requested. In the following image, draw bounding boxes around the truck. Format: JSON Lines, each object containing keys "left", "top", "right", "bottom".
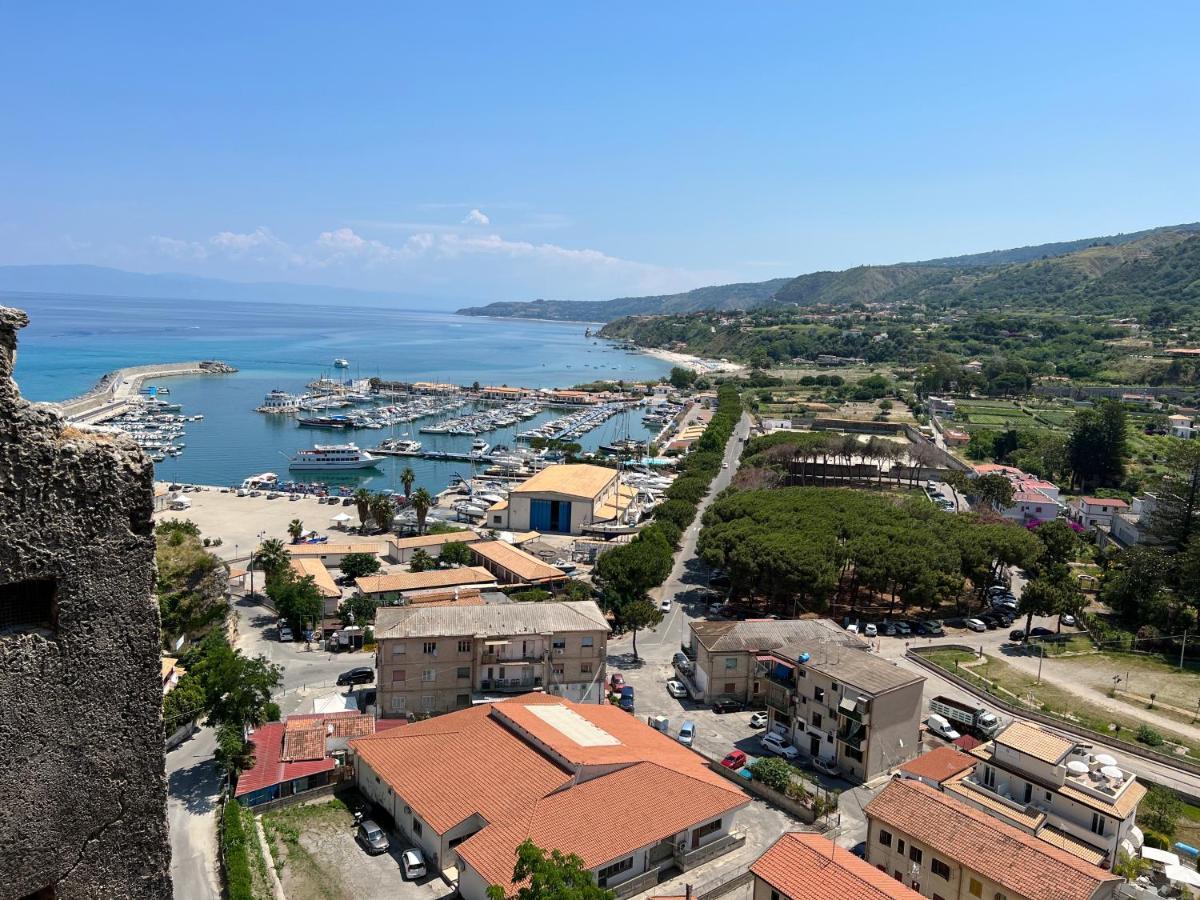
{"left": 929, "top": 695, "right": 1001, "bottom": 739}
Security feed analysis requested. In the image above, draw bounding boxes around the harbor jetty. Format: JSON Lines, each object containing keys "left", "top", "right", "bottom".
{"left": 52, "top": 360, "right": 236, "bottom": 424}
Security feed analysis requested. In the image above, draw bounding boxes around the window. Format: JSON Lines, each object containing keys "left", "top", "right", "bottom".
{"left": 458, "top": 639, "right": 471, "bottom": 653}
{"left": 412, "top": 819, "right": 422, "bottom": 836}
{"left": 422, "top": 668, "right": 436, "bottom": 682}
{"left": 968, "top": 878, "right": 982, "bottom": 898}
{"left": 982, "top": 766, "right": 995, "bottom": 788}
{"left": 796, "top": 667, "right": 806, "bottom": 678}
{"left": 725, "top": 657, "right": 738, "bottom": 670}
{"left": 581, "top": 662, "right": 592, "bottom": 674}
{"left": 831, "top": 682, "right": 839, "bottom": 693}
{"left": 1091, "top": 813, "right": 1106, "bottom": 836}
{"left": 0, "top": 578, "right": 58, "bottom": 635}
{"left": 811, "top": 712, "right": 822, "bottom": 728}
{"left": 813, "top": 686, "right": 825, "bottom": 703}
{"left": 878, "top": 829, "right": 892, "bottom": 848}
{"left": 897, "top": 839, "right": 905, "bottom": 854}
{"left": 909, "top": 846, "right": 922, "bottom": 864}
{"left": 596, "top": 857, "right": 634, "bottom": 883}
{"left": 1045, "top": 791, "right": 1052, "bottom": 802}
{"left": 391, "top": 669, "right": 406, "bottom": 684}
{"left": 770, "top": 892, "right": 780, "bottom": 900}
{"left": 423, "top": 641, "right": 437, "bottom": 655}
{"left": 456, "top": 666, "right": 470, "bottom": 679}
{"left": 694, "top": 819, "right": 722, "bottom": 840}
{"left": 392, "top": 643, "right": 406, "bottom": 656}
{"left": 582, "top": 636, "right": 594, "bottom": 648}
{"left": 456, "top": 693, "right": 470, "bottom": 706}
{"left": 724, "top": 683, "right": 736, "bottom": 694}
{"left": 1023, "top": 783, "right": 1032, "bottom": 804}
{"left": 390, "top": 696, "right": 406, "bottom": 711}
{"left": 994, "top": 894, "right": 1007, "bottom": 900}
{"left": 932, "top": 859, "right": 950, "bottom": 880}
{"left": 552, "top": 663, "right": 564, "bottom": 676}
{"left": 421, "top": 695, "right": 434, "bottom": 710}
{"left": 552, "top": 638, "right": 566, "bottom": 652}
{"left": 493, "top": 515, "right": 502, "bottom": 524}
{"left": 844, "top": 746, "right": 863, "bottom": 762}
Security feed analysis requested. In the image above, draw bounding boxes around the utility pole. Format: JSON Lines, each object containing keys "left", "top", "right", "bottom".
{"left": 1181, "top": 630, "right": 1189, "bottom": 672}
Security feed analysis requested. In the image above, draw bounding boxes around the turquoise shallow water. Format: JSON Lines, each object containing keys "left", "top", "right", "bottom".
{"left": 7, "top": 292, "right": 671, "bottom": 492}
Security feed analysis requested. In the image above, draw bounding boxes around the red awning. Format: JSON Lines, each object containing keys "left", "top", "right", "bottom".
{"left": 757, "top": 654, "right": 792, "bottom": 669}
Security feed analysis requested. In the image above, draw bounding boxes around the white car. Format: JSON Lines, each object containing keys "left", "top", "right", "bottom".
{"left": 811, "top": 756, "right": 839, "bottom": 776}
{"left": 666, "top": 679, "right": 688, "bottom": 699}
{"left": 401, "top": 848, "right": 426, "bottom": 880}
{"left": 278, "top": 626, "right": 294, "bottom": 642}
{"left": 722, "top": 461, "right": 729, "bottom": 469}
{"left": 659, "top": 598, "right": 671, "bottom": 612}
{"left": 761, "top": 732, "right": 800, "bottom": 760}
{"left": 965, "top": 618, "right": 987, "bottom": 632}
{"left": 748, "top": 712, "right": 768, "bottom": 728}
{"left": 1061, "top": 614, "right": 1077, "bottom": 627}
{"left": 863, "top": 623, "right": 878, "bottom": 638}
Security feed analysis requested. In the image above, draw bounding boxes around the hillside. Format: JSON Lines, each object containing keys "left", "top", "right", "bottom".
{"left": 456, "top": 222, "right": 1200, "bottom": 322}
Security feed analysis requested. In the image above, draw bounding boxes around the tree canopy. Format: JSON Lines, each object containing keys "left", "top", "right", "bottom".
{"left": 486, "top": 840, "right": 614, "bottom": 900}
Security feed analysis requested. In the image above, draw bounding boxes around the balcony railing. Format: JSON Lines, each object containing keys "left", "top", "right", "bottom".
{"left": 481, "top": 651, "right": 543, "bottom": 665}
{"left": 837, "top": 721, "right": 866, "bottom": 750}
{"left": 480, "top": 677, "right": 543, "bottom": 693}
{"left": 765, "top": 684, "right": 792, "bottom": 714}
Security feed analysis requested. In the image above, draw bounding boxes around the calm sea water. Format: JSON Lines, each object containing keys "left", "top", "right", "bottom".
{"left": 8, "top": 292, "right": 671, "bottom": 492}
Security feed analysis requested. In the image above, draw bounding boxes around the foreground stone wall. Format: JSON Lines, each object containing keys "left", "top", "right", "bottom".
{"left": 0, "top": 306, "right": 172, "bottom": 898}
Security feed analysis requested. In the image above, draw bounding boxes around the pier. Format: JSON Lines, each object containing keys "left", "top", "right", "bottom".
{"left": 52, "top": 360, "right": 236, "bottom": 424}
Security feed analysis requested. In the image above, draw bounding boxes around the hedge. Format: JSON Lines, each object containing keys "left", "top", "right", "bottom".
{"left": 221, "top": 799, "right": 255, "bottom": 900}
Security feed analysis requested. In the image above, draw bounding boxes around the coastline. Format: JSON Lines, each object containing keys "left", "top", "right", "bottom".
{"left": 634, "top": 345, "right": 746, "bottom": 376}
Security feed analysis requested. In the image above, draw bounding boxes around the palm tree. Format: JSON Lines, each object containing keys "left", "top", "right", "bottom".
{"left": 287, "top": 519, "right": 304, "bottom": 543}
{"left": 410, "top": 487, "right": 433, "bottom": 534}
{"left": 353, "top": 488, "right": 371, "bottom": 530}
{"left": 371, "top": 493, "right": 395, "bottom": 533}
{"left": 253, "top": 538, "right": 290, "bottom": 581}
{"left": 400, "top": 467, "right": 415, "bottom": 499}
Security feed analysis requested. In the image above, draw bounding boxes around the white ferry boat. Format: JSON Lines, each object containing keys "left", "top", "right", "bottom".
{"left": 287, "top": 443, "right": 381, "bottom": 470}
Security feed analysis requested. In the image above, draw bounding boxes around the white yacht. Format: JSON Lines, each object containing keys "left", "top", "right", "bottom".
{"left": 333, "top": 358, "right": 350, "bottom": 369}
{"left": 287, "top": 443, "right": 381, "bottom": 470}
{"left": 470, "top": 438, "right": 491, "bottom": 459}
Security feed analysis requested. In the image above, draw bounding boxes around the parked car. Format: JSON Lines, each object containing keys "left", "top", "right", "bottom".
{"left": 672, "top": 651, "right": 693, "bottom": 672}
{"left": 1009, "top": 628, "right": 1026, "bottom": 642}
{"left": 915, "top": 620, "right": 944, "bottom": 636}
{"left": 965, "top": 618, "right": 987, "bottom": 633}
{"left": 659, "top": 598, "right": 671, "bottom": 612}
{"left": 761, "top": 732, "right": 800, "bottom": 760}
{"left": 747, "top": 712, "right": 768, "bottom": 729}
{"left": 1060, "top": 614, "right": 1077, "bottom": 627}
{"left": 278, "top": 625, "right": 294, "bottom": 643}
{"left": 977, "top": 614, "right": 1000, "bottom": 630}
{"left": 863, "top": 623, "right": 878, "bottom": 638}
{"left": 666, "top": 679, "right": 688, "bottom": 699}
{"left": 892, "top": 621, "right": 912, "bottom": 636}
{"left": 1029, "top": 627, "right": 1054, "bottom": 638}
{"left": 709, "top": 572, "right": 731, "bottom": 588}
{"left": 720, "top": 749, "right": 748, "bottom": 769}
{"left": 609, "top": 673, "right": 625, "bottom": 690}
{"left": 926, "top": 714, "right": 961, "bottom": 741}
{"left": 401, "top": 848, "right": 426, "bottom": 880}
{"left": 879, "top": 621, "right": 898, "bottom": 636}
{"left": 712, "top": 698, "right": 742, "bottom": 714}
{"left": 357, "top": 820, "right": 390, "bottom": 855}
{"left": 678, "top": 721, "right": 696, "bottom": 747}
{"left": 618, "top": 686, "right": 635, "bottom": 712}
{"left": 845, "top": 622, "right": 860, "bottom": 634}
{"left": 336, "top": 666, "right": 374, "bottom": 686}
{"left": 811, "top": 757, "right": 839, "bottom": 776}
{"left": 987, "top": 585, "right": 1010, "bottom": 597}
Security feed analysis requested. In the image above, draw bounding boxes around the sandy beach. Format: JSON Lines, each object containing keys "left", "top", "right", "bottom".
{"left": 636, "top": 346, "right": 746, "bottom": 376}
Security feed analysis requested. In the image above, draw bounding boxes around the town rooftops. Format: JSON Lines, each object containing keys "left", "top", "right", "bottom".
{"left": 236, "top": 711, "right": 375, "bottom": 798}
{"left": 388, "top": 531, "right": 479, "bottom": 552}
{"left": 470, "top": 540, "right": 565, "bottom": 584}
{"left": 1075, "top": 497, "right": 1129, "bottom": 508}
{"left": 355, "top": 567, "right": 496, "bottom": 595}
{"left": 771, "top": 640, "right": 923, "bottom": 695}
{"left": 691, "top": 617, "right": 864, "bottom": 654}
{"left": 510, "top": 464, "right": 617, "bottom": 499}
{"left": 288, "top": 542, "right": 383, "bottom": 556}
{"left": 752, "top": 832, "right": 921, "bottom": 900}
{"left": 865, "top": 779, "right": 1120, "bottom": 900}
{"left": 289, "top": 557, "right": 341, "bottom": 598}
{"left": 373, "top": 599, "right": 609, "bottom": 640}
{"left": 899, "top": 746, "right": 977, "bottom": 785}
{"left": 994, "top": 721, "right": 1075, "bottom": 765}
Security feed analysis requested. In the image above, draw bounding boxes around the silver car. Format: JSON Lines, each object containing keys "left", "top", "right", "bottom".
{"left": 357, "top": 819, "right": 389, "bottom": 855}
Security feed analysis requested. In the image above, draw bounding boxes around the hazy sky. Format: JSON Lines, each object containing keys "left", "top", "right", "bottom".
{"left": 2, "top": 3, "right": 1198, "bottom": 304}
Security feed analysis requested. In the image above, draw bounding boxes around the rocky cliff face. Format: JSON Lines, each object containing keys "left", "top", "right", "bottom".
{"left": 0, "top": 305, "right": 172, "bottom": 898}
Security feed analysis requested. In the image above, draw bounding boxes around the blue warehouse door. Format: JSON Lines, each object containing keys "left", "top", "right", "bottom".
{"left": 552, "top": 500, "right": 572, "bottom": 532}
{"left": 530, "top": 499, "right": 552, "bottom": 531}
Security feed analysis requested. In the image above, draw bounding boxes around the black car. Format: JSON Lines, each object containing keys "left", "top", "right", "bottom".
{"left": 712, "top": 698, "right": 743, "bottom": 714}
{"left": 978, "top": 616, "right": 999, "bottom": 630}
{"left": 1009, "top": 628, "right": 1026, "bottom": 641}
{"left": 337, "top": 666, "right": 375, "bottom": 687}
{"left": 1029, "top": 626, "right": 1054, "bottom": 638}
{"left": 879, "top": 622, "right": 898, "bottom": 637}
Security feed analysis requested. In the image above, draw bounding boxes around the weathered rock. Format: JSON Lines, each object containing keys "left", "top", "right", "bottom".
{"left": 0, "top": 306, "right": 172, "bottom": 898}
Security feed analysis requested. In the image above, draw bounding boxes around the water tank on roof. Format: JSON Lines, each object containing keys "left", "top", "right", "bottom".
{"left": 797, "top": 652, "right": 810, "bottom": 664}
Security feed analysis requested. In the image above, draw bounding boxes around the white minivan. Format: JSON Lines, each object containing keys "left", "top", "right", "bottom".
{"left": 926, "top": 713, "right": 960, "bottom": 741}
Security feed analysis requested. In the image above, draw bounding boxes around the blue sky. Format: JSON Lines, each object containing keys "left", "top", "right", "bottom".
{"left": 2, "top": 3, "right": 1198, "bottom": 304}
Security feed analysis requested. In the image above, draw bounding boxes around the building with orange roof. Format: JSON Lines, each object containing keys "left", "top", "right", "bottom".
{"left": 469, "top": 539, "right": 566, "bottom": 586}
{"left": 865, "top": 778, "right": 1121, "bottom": 900}
{"left": 970, "top": 463, "right": 1064, "bottom": 524}
{"left": 1067, "top": 496, "right": 1130, "bottom": 531}
{"left": 751, "top": 832, "right": 921, "bottom": 900}
{"left": 497, "top": 464, "right": 632, "bottom": 535}
{"left": 898, "top": 746, "right": 977, "bottom": 788}
{"left": 350, "top": 695, "right": 748, "bottom": 899}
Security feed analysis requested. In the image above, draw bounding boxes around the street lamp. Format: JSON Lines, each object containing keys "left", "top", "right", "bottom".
{"left": 249, "top": 529, "right": 266, "bottom": 598}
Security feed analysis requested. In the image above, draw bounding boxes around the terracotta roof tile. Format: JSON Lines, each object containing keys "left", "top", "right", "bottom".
{"left": 865, "top": 779, "right": 1120, "bottom": 900}
{"left": 752, "top": 832, "right": 922, "bottom": 900}
{"left": 899, "top": 747, "right": 976, "bottom": 785}
{"left": 510, "top": 464, "right": 616, "bottom": 499}
{"left": 235, "top": 722, "right": 336, "bottom": 798}
{"left": 994, "top": 721, "right": 1075, "bottom": 765}
{"left": 356, "top": 567, "right": 496, "bottom": 595}
{"left": 470, "top": 540, "right": 565, "bottom": 583}
{"left": 389, "top": 532, "right": 479, "bottom": 551}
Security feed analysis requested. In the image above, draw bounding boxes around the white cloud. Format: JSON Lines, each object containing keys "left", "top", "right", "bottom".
{"left": 462, "top": 208, "right": 490, "bottom": 226}
{"left": 149, "top": 235, "right": 208, "bottom": 260}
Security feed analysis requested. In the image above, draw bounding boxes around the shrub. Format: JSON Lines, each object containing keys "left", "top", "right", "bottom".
{"left": 748, "top": 756, "right": 793, "bottom": 793}
{"left": 509, "top": 589, "right": 550, "bottom": 603}
{"left": 1136, "top": 725, "right": 1165, "bottom": 747}
{"left": 221, "top": 801, "right": 254, "bottom": 900}
{"left": 1141, "top": 829, "right": 1170, "bottom": 850}
{"left": 1140, "top": 786, "right": 1183, "bottom": 836}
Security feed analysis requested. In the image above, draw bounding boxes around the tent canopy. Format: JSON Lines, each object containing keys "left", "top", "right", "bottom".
{"left": 331, "top": 512, "right": 352, "bottom": 522}
{"left": 1165, "top": 865, "right": 1200, "bottom": 889}
{"left": 1142, "top": 846, "right": 1180, "bottom": 866}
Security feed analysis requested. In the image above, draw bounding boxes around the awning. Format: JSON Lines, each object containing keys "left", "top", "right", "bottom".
{"left": 1166, "top": 865, "right": 1200, "bottom": 889}
{"left": 484, "top": 639, "right": 510, "bottom": 646}
{"left": 758, "top": 654, "right": 791, "bottom": 669}
{"left": 838, "top": 697, "right": 858, "bottom": 714}
{"left": 1142, "top": 847, "right": 1181, "bottom": 866}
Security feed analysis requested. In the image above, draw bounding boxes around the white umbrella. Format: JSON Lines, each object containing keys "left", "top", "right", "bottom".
{"left": 1165, "top": 865, "right": 1200, "bottom": 889}
{"left": 331, "top": 512, "right": 352, "bottom": 523}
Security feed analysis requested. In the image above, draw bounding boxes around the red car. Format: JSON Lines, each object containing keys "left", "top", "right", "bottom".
{"left": 609, "top": 673, "right": 625, "bottom": 690}
{"left": 720, "top": 750, "right": 748, "bottom": 769}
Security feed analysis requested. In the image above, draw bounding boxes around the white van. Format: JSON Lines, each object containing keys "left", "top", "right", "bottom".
{"left": 926, "top": 713, "right": 960, "bottom": 741}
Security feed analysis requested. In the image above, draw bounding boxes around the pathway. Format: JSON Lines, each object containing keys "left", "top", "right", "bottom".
{"left": 166, "top": 726, "right": 222, "bottom": 900}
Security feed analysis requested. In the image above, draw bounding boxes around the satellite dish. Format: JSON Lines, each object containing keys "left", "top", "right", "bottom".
{"left": 1095, "top": 753, "right": 1118, "bottom": 767}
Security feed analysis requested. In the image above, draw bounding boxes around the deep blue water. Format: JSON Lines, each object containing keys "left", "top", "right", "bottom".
{"left": 7, "top": 292, "right": 670, "bottom": 492}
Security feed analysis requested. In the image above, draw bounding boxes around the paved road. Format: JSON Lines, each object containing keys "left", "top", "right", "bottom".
{"left": 166, "top": 727, "right": 222, "bottom": 900}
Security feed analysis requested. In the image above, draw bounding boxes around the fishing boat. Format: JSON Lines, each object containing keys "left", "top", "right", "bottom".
{"left": 287, "top": 443, "right": 381, "bottom": 471}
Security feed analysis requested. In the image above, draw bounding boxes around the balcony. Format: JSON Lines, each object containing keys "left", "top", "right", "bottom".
{"left": 481, "top": 651, "right": 543, "bottom": 665}
{"left": 765, "top": 683, "right": 792, "bottom": 715}
{"left": 837, "top": 719, "right": 867, "bottom": 750}
{"left": 480, "top": 676, "right": 543, "bottom": 693}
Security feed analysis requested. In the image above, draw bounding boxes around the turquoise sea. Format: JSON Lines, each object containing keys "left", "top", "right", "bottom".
{"left": 7, "top": 292, "right": 672, "bottom": 493}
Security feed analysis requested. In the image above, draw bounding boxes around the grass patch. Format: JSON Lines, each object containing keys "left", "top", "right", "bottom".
{"left": 261, "top": 799, "right": 350, "bottom": 900}
{"left": 922, "top": 650, "right": 1200, "bottom": 757}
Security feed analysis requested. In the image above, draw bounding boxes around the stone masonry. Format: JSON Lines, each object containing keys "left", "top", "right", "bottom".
{"left": 0, "top": 306, "right": 172, "bottom": 898}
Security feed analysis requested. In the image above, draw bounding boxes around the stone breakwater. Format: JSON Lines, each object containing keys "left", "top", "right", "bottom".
{"left": 50, "top": 359, "right": 237, "bottom": 424}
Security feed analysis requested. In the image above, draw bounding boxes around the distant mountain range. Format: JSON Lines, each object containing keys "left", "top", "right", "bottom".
{"left": 0, "top": 264, "right": 441, "bottom": 309}
{"left": 458, "top": 222, "right": 1200, "bottom": 322}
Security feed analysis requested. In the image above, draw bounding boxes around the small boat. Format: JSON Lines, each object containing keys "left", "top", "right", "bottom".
{"left": 333, "top": 358, "right": 350, "bottom": 368}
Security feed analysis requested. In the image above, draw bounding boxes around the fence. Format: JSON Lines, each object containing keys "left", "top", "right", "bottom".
{"left": 906, "top": 645, "right": 1200, "bottom": 778}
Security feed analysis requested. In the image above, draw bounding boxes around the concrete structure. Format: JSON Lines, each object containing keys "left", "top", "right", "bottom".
{"left": 947, "top": 722, "right": 1146, "bottom": 870}
{"left": 469, "top": 539, "right": 567, "bottom": 586}
{"left": 1168, "top": 413, "right": 1196, "bottom": 439}
{"left": 497, "top": 464, "right": 634, "bottom": 535}
{"left": 865, "top": 778, "right": 1121, "bottom": 900}
{"left": 1104, "top": 494, "right": 1159, "bottom": 550}
{"left": 1068, "top": 497, "right": 1130, "bottom": 531}
{"left": 374, "top": 601, "right": 610, "bottom": 715}
{"left": 386, "top": 531, "right": 479, "bottom": 564}
{"left": 286, "top": 540, "right": 386, "bottom": 567}
{"left": 760, "top": 640, "right": 924, "bottom": 783}
{"left": 351, "top": 695, "right": 749, "bottom": 899}
{"left": 355, "top": 566, "right": 497, "bottom": 603}
{"left": 0, "top": 306, "right": 172, "bottom": 896}
{"left": 686, "top": 618, "right": 865, "bottom": 704}
{"left": 972, "top": 463, "right": 1065, "bottom": 524}
{"left": 751, "top": 831, "right": 921, "bottom": 900}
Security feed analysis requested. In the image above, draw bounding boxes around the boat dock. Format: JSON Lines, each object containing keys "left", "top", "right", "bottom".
{"left": 53, "top": 360, "right": 237, "bottom": 424}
